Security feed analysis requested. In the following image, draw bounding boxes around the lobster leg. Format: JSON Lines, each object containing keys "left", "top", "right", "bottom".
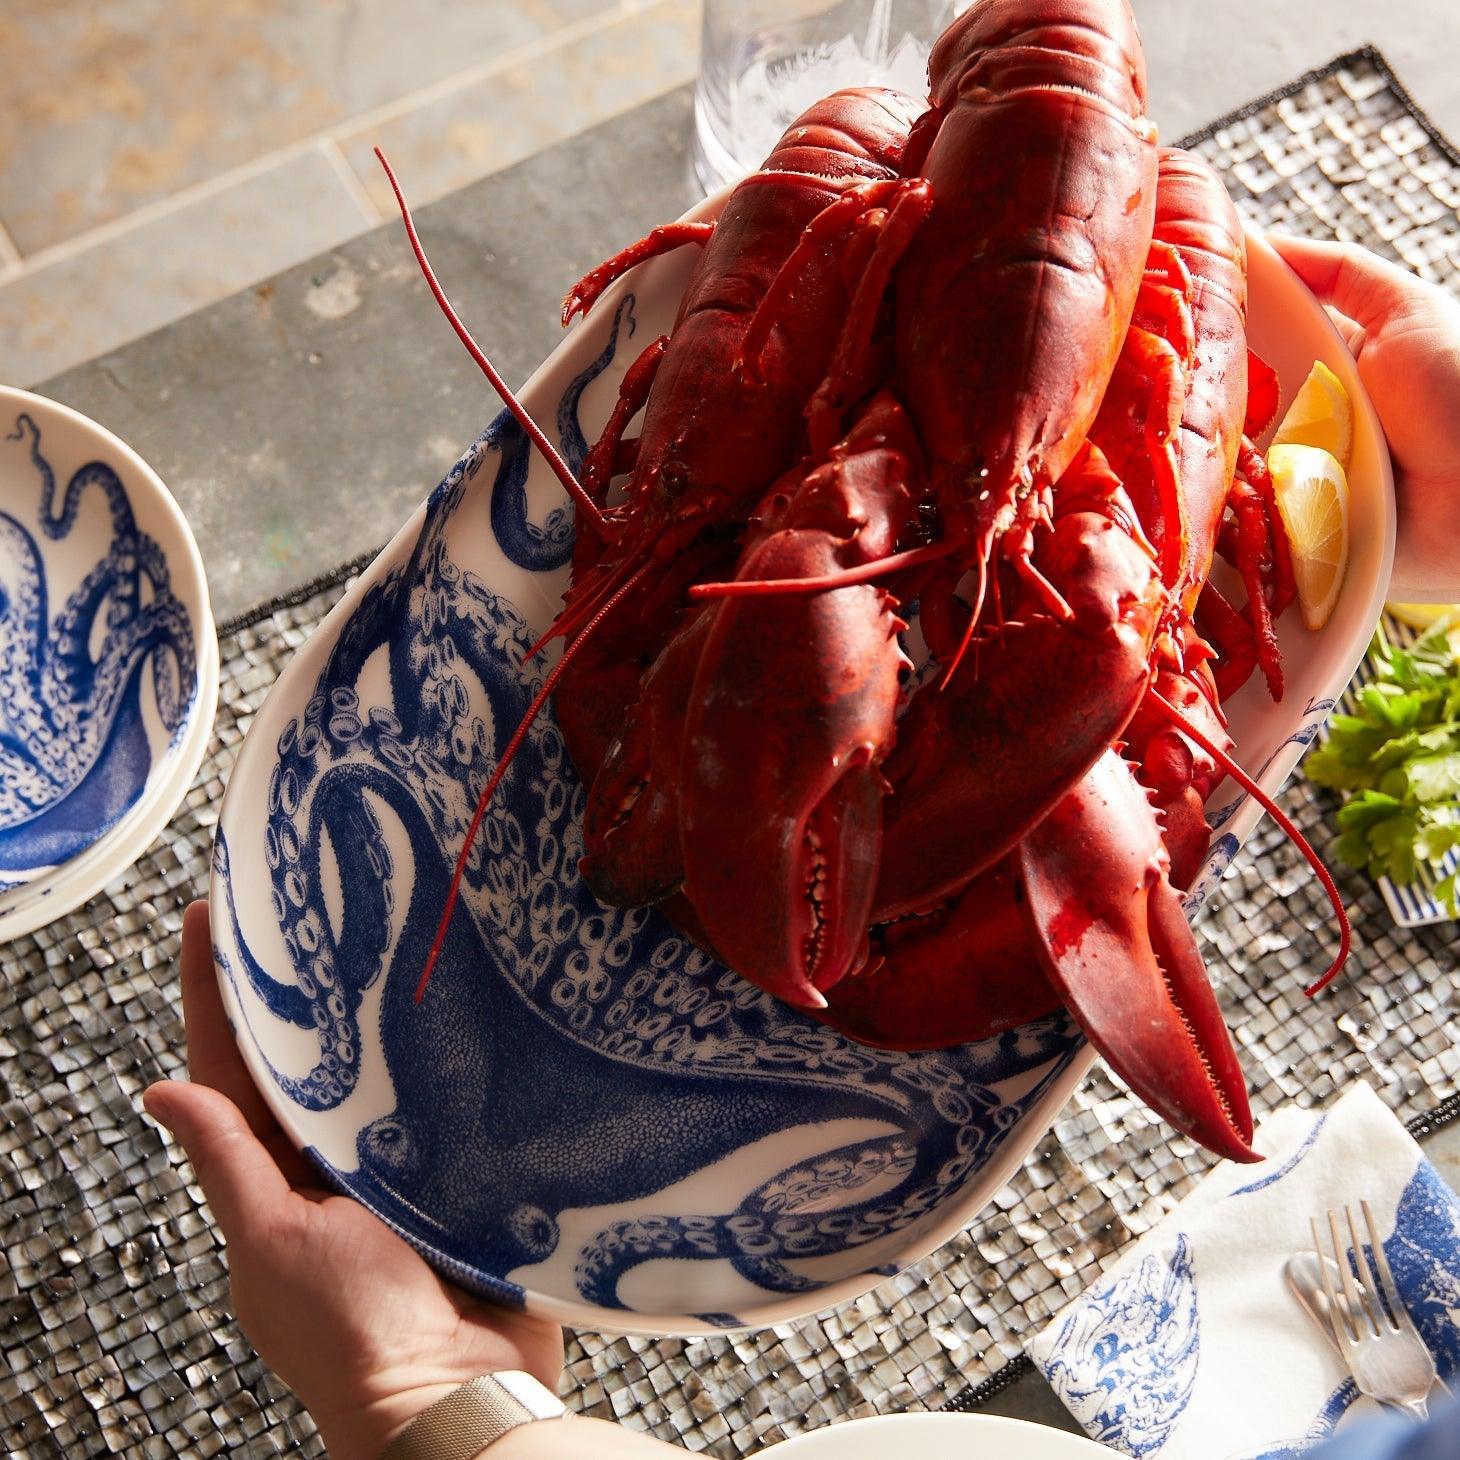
{"left": 1144, "top": 240, "right": 1194, "bottom": 314}
{"left": 1223, "top": 448, "right": 1285, "bottom": 701}
{"left": 1018, "top": 748, "right": 1259, "bottom": 1163}
{"left": 1241, "top": 443, "right": 1296, "bottom": 614}
{"left": 562, "top": 221, "right": 716, "bottom": 324}
{"left": 1195, "top": 579, "right": 1259, "bottom": 702}
{"left": 1113, "top": 321, "right": 1188, "bottom": 587}
{"left": 1130, "top": 254, "right": 1197, "bottom": 373}
{"left": 804, "top": 179, "right": 934, "bottom": 457}
{"left": 1122, "top": 659, "right": 1232, "bottom": 890}
{"left": 738, "top": 178, "right": 924, "bottom": 383}
{"left": 581, "top": 335, "right": 668, "bottom": 501}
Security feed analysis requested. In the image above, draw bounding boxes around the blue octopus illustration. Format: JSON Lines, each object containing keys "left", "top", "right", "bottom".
{"left": 215, "top": 301, "right": 1084, "bottom": 1319}
{"left": 0, "top": 413, "right": 197, "bottom": 869}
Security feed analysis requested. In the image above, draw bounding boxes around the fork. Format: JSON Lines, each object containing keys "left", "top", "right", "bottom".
{"left": 1308, "top": 1200, "right": 1445, "bottom": 1420}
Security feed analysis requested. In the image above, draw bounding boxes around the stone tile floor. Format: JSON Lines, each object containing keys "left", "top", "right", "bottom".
{"left": 0, "top": 0, "right": 701, "bottom": 387}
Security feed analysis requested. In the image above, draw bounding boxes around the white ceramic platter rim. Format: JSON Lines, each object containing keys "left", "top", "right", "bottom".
{"left": 0, "top": 631, "right": 218, "bottom": 940}
{"left": 760, "top": 1412, "right": 1113, "bottom": 1457}
{"left": 209, "top": 196, "right": 1393, "bottom": 1336}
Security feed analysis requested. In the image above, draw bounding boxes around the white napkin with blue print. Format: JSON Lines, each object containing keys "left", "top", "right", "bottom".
{"left": 1029, "top": 1084, "right": 1459, "bottom": 1459}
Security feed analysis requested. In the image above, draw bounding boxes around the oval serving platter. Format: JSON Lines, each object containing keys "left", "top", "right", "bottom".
{"left": 210, "top": 199, "right": 1393, "bottom": 1336}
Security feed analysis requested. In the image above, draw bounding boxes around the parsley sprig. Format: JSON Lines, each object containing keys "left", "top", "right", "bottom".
{"left": 1305, "top": 615, "right": 1460, "bottom": 913}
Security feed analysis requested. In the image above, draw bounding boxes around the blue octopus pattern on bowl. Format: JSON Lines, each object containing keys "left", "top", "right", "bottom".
{"left": 0, "top": 413, "right": 198, "bottom": 872}
{"left": 210, "top": 289, "right": 1091, "bottom": 1329}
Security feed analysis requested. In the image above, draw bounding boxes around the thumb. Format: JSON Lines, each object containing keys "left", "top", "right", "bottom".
{"left": 145, "top": 1080, "right": 293, "bottom": 1240}
{"left": 1269, "top": 235, "right": 1425, "bottom": 332}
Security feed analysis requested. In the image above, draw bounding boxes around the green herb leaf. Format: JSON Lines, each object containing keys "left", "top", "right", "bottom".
{"left": 1309, "top": 617, "right": 1460, "bottom": 912}
{"left": 1391, "top": 752, "right": 1460, "bottom": 804}
{"left": 1435, "top": 872, "right": 1458, "bottom": 915}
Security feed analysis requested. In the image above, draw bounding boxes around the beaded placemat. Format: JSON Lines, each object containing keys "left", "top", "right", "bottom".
{"left": 2, "top": 45, "right": 1458, "bottom": 1460}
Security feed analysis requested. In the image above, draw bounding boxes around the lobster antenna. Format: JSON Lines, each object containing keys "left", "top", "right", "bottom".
{"left": 415, "top": 560, "right": 652, "bottom": 1004}
{"left": 1147, "top": 689, "right": 1351, "bottom": 995}
{"left": 938, "top": 551, "right": 988, "bottom": 687}
{"left": 688, "top": 538, "right": 955, "bottom": 600}
{"left": 375, "top": 147, "right": 609, "bottom": 537}
{"left": 521, "top": 553, "right": 628, "bottom": 661}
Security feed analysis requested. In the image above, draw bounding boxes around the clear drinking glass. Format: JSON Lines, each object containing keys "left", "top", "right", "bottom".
{"left": 693, "top": 0, "right": 956, "bottom": 195}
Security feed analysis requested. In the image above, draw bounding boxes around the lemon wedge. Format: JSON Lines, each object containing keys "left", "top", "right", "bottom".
{"left": 1385, "top": 601, "right": 1460, "bottom": 631}
{"left": 1271, "top": 360, "right": 1354, "bottom": 473}
{"left": 1268, "top": 443, "right": 1350, "bottom": 631}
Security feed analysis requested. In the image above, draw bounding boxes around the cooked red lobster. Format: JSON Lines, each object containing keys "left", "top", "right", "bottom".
{"left": 378, "top": 0, "right": 1350, "bottom": 1165}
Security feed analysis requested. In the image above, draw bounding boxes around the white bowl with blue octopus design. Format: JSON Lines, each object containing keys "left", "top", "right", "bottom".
{"left": 0, "top": 387, "right": 215, "bottom": 930}
{"left": 209, "top": 199, "right": 1393, "bottom": 1336}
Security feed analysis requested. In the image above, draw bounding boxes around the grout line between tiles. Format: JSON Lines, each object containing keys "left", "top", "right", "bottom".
{"left": 8, "top": 137, "right": 330, "bottom": 278}
{"left": 321, "top": 0, "right": 650, "bottom": 147}
{"left": 0, "top": 219, "right": 23, "bottom": 273}
{"left": 319, "top": 138, "right": 386, "bottom": 225}
{"left": 7, "top": 0, "right": 678, "bottom": 281}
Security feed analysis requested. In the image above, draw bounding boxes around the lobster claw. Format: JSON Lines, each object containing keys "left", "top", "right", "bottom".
{"left": 580, "top": 610, "right": 710, "bottom": 907}
{"left": 1017, "top": 748, "right": 1258, "bottom": 1163}
{"left": 875, "top": 447, "right": 1165, "bottom": 922}
{"left": 679, "top": 392, "right": 920, "bottom": 1009}
{"left": 816, "top": 857, "right": 1063, "bottom": 1050}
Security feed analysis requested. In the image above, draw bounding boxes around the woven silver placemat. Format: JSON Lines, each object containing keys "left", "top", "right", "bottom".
{"left": 2, "top": 45, "right": 1457, "bottom": 1460}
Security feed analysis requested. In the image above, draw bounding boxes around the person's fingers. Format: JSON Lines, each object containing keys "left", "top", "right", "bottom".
{"left": 1323, "top": 304, "right": 1367, "bottom": 358}
{"left": 1269, "top": 235, "right": 1424, "bottom": 331}
{"left": 177, "top": 901, "right": 279, "bottom": 1138}
{"left": 143, "top": 1080, "right": 295, "bottom": 1241}
{"left": 176, "top": 901, "right": 316, "bottom": 1184}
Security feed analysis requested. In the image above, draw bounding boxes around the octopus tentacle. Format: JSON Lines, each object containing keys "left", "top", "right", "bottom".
{"left": 0, "top": 417, "right": 198, "bottom": 839}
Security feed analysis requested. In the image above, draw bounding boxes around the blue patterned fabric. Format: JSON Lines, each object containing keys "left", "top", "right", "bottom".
{"left": 1041, "top": 1234, "right": 1200, "bottom": 1455}
{"left": 1305, "top": 1399, "right": 1460, "bottom": 1460}
{"left": 1032, "top": 1086, "right": 1459, "bottom": 1457}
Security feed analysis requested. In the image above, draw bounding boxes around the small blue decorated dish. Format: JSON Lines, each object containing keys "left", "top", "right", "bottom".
{"left": 210, "top": 203, "right": 1392, "bottom": 1336}
{"left": 0, "top": 387, "right": 215, "bottom": 933}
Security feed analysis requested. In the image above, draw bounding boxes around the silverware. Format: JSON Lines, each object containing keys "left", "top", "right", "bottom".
{"left": 1288, "top": 1200, "right": 1446, "bottom": 1420}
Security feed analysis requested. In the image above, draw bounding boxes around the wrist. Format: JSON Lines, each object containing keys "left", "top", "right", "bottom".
{"left": 312, "top": 1380, "right": 466, "bottom": 1460}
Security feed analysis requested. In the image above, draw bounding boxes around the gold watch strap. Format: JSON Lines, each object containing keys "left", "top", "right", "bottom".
{"left": 378, "top": 1373, "right": 567, "bottom": 1460}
